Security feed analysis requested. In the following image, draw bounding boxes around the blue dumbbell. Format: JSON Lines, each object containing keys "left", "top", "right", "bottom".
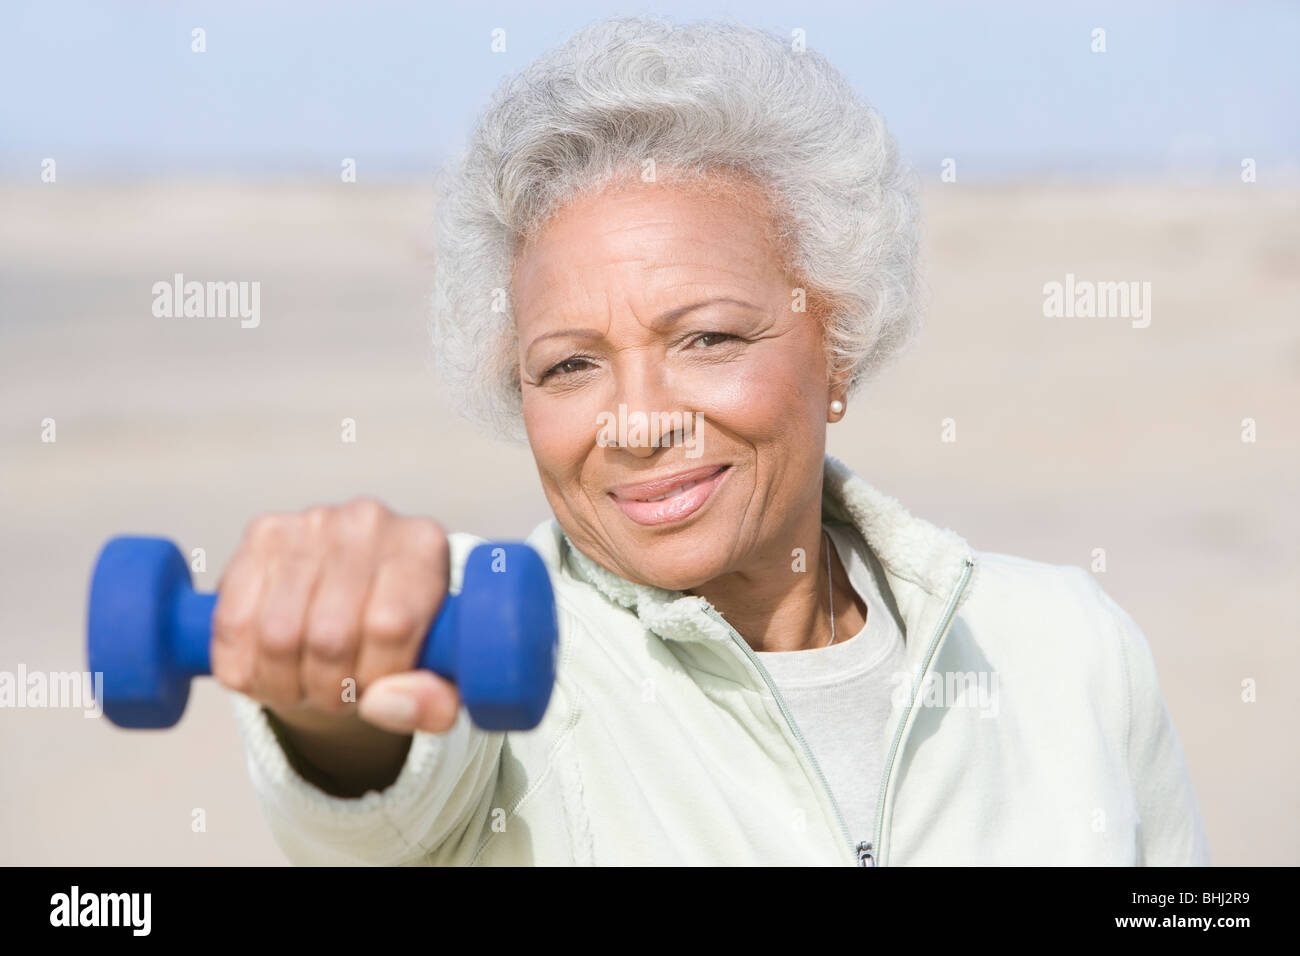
{"left": 87, "top": 536, "right": 558, "bottom": 731}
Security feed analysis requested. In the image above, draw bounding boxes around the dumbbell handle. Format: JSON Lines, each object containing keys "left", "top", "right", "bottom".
{"left": 161, "top": 588, "right": 460, "bottom": 680}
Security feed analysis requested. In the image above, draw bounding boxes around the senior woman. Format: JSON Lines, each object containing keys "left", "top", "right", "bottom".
{"left": 217, "top": 16, "right": 1210, "bottom": 866}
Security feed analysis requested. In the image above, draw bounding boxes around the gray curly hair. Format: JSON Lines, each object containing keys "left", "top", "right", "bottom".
{"left": 430, "top": 15, "right": 924, "bottom": 441}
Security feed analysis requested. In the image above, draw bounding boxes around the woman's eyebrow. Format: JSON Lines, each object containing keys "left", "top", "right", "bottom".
{"left": 524, "top": 327, "right": 606, "bottom": 364}
{"left": 654, "top": 296, "right": 761, "bottom": 328}
{"left": 524, "top": 297, "right": 762, "bottom": 361}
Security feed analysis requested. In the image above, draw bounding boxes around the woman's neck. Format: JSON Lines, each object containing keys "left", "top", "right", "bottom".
{"left": 689, "top": 518, "right": 867, "bottom": 653}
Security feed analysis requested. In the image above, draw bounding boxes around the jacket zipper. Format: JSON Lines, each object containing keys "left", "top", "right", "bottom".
{"left": 870, "top": 555, "right": 975, "bottom": 866}
{"left": 700, "top": 603, "right": 858, "bottom": 863}
{"left": 701, "top": 553, "right": 974, "bottom": 867}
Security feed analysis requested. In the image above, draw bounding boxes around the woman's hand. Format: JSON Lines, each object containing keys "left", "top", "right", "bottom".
{"left": 210, "top": 498, "right": 462, "bottom": 794}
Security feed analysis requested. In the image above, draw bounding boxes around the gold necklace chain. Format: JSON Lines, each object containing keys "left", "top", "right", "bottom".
{"left": 824, "top": 528, "right": 836, "bottom": 647}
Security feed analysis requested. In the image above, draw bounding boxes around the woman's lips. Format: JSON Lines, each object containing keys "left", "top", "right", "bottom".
{"left": 608, "top": 465, "right": 731, "bottom": 526}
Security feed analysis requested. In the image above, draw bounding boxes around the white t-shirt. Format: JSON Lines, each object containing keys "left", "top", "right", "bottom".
{"left": 755, "top": 521, "right": 906, "bottom": 845}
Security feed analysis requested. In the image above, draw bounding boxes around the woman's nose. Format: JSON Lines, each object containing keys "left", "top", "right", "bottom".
{"left": 611, "top": 358, "right": 670, "bottom": 419}
{"left": 604, "top": 363, "right": 692, "bottom": 458}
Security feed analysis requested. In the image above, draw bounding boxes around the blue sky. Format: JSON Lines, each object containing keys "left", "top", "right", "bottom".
{"left": 1, "top": 0, "right": 1296, "bottom": 181}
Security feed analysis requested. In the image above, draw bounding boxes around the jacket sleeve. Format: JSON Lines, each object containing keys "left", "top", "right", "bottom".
{"left": 1092, "top": 580, "right": 1213, "bottom": 866}
{"left": 226, "top": 529, "right": 504, "bottom": 866}
{"left": 230, "top": 693, "right": 504, "bottom": 865}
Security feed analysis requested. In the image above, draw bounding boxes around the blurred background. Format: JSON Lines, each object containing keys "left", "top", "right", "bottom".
{"left": 1, "top": 1, "right": 1296, "bottom": 865}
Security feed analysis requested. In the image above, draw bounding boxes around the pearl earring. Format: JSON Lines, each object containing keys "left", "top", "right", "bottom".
{"left": 830, "top": 399, "right": 844, "bottom": 415}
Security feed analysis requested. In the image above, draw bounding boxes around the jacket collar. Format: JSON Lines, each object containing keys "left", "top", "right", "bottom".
{"left": 557, "top": 454, "right": 979, "bottom": 645}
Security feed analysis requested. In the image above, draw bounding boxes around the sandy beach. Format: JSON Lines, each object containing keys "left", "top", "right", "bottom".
{"left": 1, "top": 182, "right": 1295, "bottom": 864}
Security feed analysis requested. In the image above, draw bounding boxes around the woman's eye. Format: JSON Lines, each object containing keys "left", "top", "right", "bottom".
{"left": 690, "top": 332, "right": 734, "bottom": 348}
{"left": 543, "top": 358, "right": 593, "bottom": 379}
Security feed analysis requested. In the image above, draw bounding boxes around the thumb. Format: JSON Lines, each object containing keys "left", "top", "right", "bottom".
{"left": 358, "top": 671, "right": 461, "bottom": 734}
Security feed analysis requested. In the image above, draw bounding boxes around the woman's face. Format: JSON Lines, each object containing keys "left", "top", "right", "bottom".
{"left": 513, "top": 174, "right": 840, "bottom": 591}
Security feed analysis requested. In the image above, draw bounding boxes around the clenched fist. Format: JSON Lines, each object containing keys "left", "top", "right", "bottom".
{"left": 211, "top": 498, "right": 461, "bottom": 746}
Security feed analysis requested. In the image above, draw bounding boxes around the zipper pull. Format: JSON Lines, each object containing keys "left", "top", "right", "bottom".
{"left": 856, "top": 841, "right": 875, "bottom": 867}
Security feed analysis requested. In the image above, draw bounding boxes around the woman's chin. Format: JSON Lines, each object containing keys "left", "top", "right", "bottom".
{"left": 613, "top": 532, "right": 736, "bottom": 593}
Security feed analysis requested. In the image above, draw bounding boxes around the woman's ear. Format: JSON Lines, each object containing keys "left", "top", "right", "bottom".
{"left": 804, "top": 288, "right": 848, "bottom": 422}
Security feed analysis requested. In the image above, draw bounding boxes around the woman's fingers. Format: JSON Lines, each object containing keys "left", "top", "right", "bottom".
{"left": 354, "top": 558, "right": 442, "bottom": 689}
{"left": 211, "top": 550, "right": 267, "bottom": 693}
{"left": 252, "top": 547, "right": 321, "bottom": 711}
{"left": 354, "top": 517, "right": 449, "bottom": 689}
{"left": 210, "top": 500, "right": 455, "bottom": 736}
{"left": 300, "top": 546, "right": 372, "bottom": 712}
{"left": 358, "top": 671, "right": 461, "bottom": 735}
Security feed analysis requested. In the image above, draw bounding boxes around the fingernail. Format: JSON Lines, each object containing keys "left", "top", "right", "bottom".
{"left": 361, "top": 691, "right": 417, "bottom": 727}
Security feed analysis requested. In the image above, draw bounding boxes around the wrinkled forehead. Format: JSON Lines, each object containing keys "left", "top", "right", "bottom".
{"left": 510, "top": 171, "right": 794, "bottom": 337}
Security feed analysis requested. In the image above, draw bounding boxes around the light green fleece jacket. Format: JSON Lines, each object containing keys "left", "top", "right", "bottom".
{"left": 229, "top": 455, "right": 1212, "bottom": 866}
